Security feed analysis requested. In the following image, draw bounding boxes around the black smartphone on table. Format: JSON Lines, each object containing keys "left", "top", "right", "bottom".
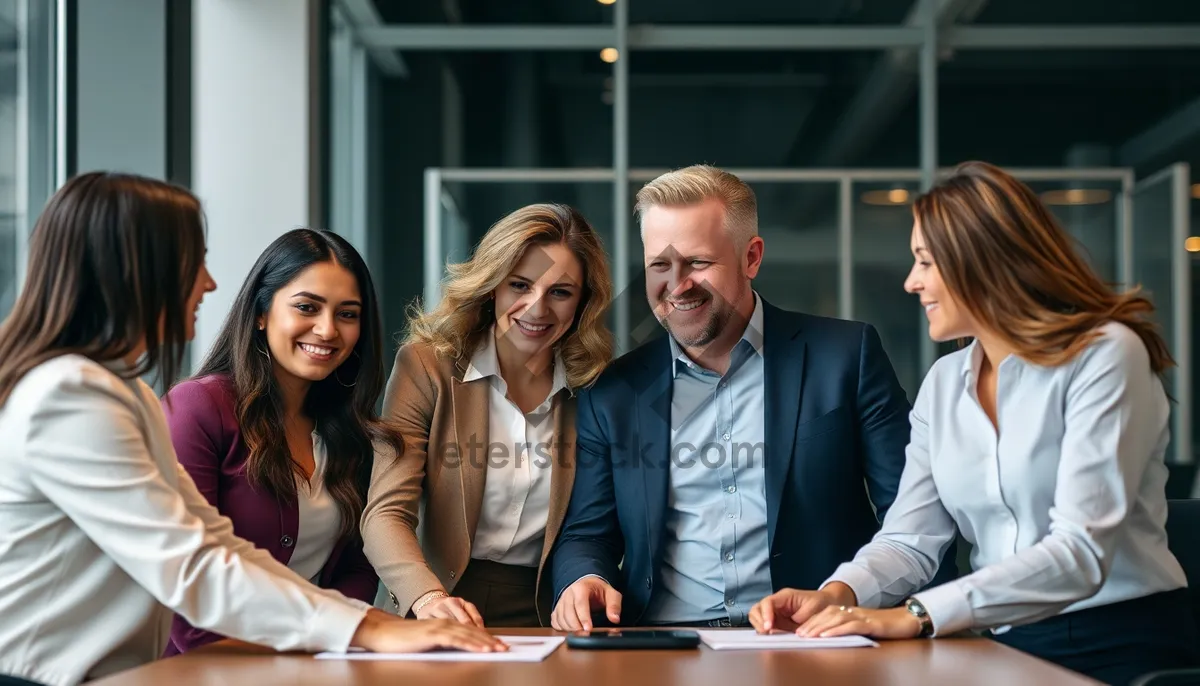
{"left": 565, "top": 629, "right": 701, "bottom": 650}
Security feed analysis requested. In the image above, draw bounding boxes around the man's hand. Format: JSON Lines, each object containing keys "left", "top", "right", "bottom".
{"left": 748, "top": 583, "right": 857, "bottom": 634}
{"left": 550, "top": 577, "right": 622, "bottom": 631}
{"left": 351, "top": 609, "right": 507, "bottom": 653}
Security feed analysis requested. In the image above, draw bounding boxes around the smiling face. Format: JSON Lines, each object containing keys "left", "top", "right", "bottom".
{"left": 641, "top": 197, "right": 762, "bottom": 349}
{"left": 904, "top": 219, "right": 974, "bottom": 342}
{"left": 184, "top": 262, "right": 217, "bottom": 341}
{"left": 493, "top": 241, "right": 584, "bottom": 358}
{"left": 258, "top": 260, "right": 363, "bottom": 388}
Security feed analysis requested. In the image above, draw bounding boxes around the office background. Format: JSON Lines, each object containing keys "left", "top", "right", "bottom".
{"left": 0, "top": 0, "right": 1198, "bottom": 494}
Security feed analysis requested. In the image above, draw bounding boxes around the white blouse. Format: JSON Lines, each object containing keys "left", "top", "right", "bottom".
{"left": 465, "top": 329, "right": 567, "bottom": 568}
{"left": 0, "top": 356, "right": 370, "bottom": 686}
{"left": 288, "top": 435, "right": 342, "bottom": 583}
{"left": 825, "top": 322, "right": 1188, "bottom": 637}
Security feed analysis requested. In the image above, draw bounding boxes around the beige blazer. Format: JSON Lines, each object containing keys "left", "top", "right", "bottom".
{"left": 360, "top": 342, "right": 577, "bottom": 626}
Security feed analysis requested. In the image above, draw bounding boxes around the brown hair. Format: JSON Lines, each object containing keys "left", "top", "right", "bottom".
{"left": 635, "top": 164, "right": 758, "bottom": 249}
{"left": 913, "top": 160, "right": 1173, "bottom": 374}
{"left": 192, "top": 228, "right": 403, "bottom": 538}
{"left": 0, "top": 172, "right": 206, "bottom": 405}
{"left": 406, "top": 203, "right": 614, "bottom": 389}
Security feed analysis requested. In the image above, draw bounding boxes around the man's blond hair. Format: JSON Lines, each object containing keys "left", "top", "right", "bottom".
{"left": 634, "top": 164, "right": 758, "bottom": 248}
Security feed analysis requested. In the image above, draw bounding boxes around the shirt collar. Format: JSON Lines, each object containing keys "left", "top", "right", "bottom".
{"left": 668, "top": 290, "right": 764, "bottom": 377}
{"left": 463, "top": 325, "right": 569, "bottom": 398}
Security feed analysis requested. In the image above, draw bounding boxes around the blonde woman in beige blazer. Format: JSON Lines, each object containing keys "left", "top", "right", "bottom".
{"left": 362, "top": 204, "right": 614, "bottom": 627}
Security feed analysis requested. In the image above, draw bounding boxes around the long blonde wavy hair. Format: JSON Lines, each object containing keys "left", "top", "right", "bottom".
{"left": 405, "top": 203, "right": 615, "bottom": 389}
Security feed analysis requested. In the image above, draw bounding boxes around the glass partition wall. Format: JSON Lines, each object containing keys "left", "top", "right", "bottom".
{"left": 423, "top": 165, "right": 1194, "bottom": 468}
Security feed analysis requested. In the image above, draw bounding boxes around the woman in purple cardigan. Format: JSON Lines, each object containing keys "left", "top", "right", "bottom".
{"left": 162, "top": 228, "right": 402, "bottom": 656}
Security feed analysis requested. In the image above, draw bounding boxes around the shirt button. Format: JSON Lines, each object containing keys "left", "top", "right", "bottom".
{"left": 725, "top": 598, "right": 735, "bottom": 607}
{"left": 449, "top": 570, "right": 456, "bottom": 579}
{"left": 727, "top": 485, "right": 736, "bottom": 494}
{"left": 727, "top": 513, "right": 735, "bottom": 519}
{"left": 725, "top": 553, "right": 734, "bottom": 562}
{"left": 646, "top": 577, "right": 652, "bottom": 589}
{"left": 722, "top": 433, "right": 731, "bottom": 441}
{"left": 280, "top": 535, "right": 294, "bottom": 548}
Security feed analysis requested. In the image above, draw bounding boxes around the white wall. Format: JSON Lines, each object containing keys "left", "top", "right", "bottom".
{"left": 192, "top": 0, "right": 316, "bottom": 369}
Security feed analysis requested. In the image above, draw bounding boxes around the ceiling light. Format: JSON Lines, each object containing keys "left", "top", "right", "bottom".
{"left": 598, "top": 0, "right": 616, "bottom": 4}
{"left": 1191, "top": 183, "right": 1200, "bottom": 200}
{"left": 600, "top": 47, "right": 619, "bottom": 63}
{"left": 1039, "top": 189, "right": 1112, "bottom": 206}
{"left": 1186, "top": 237, "right": 1200, "bottom": 253}
{"left": 860, "top": 189, "right": 912, "bottom": 206}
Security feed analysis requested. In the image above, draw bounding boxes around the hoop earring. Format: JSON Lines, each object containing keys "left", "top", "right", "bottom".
{"left": 334, "top": 349, "right": 359, "bottom": 388}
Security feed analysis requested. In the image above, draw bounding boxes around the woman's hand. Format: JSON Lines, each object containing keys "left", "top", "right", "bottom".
{"left": 796, "top": 605, "right": 923, "bottom": 640}
{"left": 351, "top": 609, "right": 506, "bottom": 653}
{"left": 414, "top": 594, "right": 485, "bottom": 628}
{"left": 748, "top": 582, "right": 857, "bottom": 633}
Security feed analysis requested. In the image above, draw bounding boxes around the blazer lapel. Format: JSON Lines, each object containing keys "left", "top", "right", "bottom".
{"left": 539, "top": 393, "right": 576, "bottom": 568}
{"left": 762, "top": 304, "right": 806, "bottom": 550}
{"left": 637, "top": 342, "right": 673, "bottom": 567}
{"left": 451, "top": 358, "right": 490, "bottom": 544}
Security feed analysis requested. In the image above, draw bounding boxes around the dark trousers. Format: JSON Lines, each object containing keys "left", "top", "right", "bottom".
{"left": 453, "top": 558, "right": 541, "bottom": 628}
{"left": 991, "top": 588, "right": 1200, "bottom": 686}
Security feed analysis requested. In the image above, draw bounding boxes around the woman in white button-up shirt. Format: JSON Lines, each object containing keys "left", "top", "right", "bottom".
{"left": 0, "top": 173, "right": 504, "bottom": 686}
{"left": 749, "top": 161, "right": 1199, "bottom": 685}
{"left": 361, "top": 204, "right": 614, "bottom": 627}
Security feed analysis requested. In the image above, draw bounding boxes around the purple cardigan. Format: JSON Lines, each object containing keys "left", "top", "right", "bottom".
{"left": 160, "top": 374, "right": 379, "bottom": 656}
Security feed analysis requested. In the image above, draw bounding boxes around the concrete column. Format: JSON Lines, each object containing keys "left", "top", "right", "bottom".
{"left": 191, "top": 0, "right": 322, "bottom": 369}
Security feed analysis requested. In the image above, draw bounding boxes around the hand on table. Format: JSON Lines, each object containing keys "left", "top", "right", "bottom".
{"left": 550, "top": 577, "right": 622, "bottom": 631}
{"left": 351, "top": 608, "right": 507, "bottom": 653}
{"left": 796, "top": 605, "right": 923, "bottom": 640}
{"left": 748, "top": 583, "right": 855, "bottom": 634}
{"left": 414, "top": 593, "right": 485, "bottom": 628}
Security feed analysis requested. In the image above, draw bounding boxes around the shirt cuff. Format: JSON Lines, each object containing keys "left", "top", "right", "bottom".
{"left": 912, "top": 580, "right": 974, "bottom": 637}
{"left": 308, "top": 598, "right": 371, "bottom": 653}
{"left": 823, "top": 563, "right": 883, "bottom": 608}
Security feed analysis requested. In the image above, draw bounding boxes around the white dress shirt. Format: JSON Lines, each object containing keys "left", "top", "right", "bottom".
{"left": 825, "top": 322, "right": 1188, "bottom": 637}
{"left": 467, "top": 328, "right": 567, "bottom": 567}
{"left": 288, "top": 435, "right": 342, "bottom": 583}
{"left": 0, "top": 356, "right": 371, "bottom": 686}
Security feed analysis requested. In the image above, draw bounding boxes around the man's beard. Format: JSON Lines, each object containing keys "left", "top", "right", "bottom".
{"left": 657, "top": 279, "right": 747, "bottom": 350}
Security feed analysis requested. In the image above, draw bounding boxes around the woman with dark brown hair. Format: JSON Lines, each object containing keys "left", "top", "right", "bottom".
{"left": 162, "top": 228, "right": 400, "bottom": 655}
{"left": 0, "top": 173, "right": 504, "bottom": 686}
{"left": 749, "top": 161, "right": 1199, "bottom": 685}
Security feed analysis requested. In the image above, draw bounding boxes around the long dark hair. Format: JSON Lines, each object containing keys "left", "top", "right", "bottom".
{"left": 193, "top": 228, "right": 401, "bottom": 537}
{"left": 913, "top": 160, "right": 1172, "bottom": 373}
{"left": 0, "top": 172, "right": 205, "bottom": 405}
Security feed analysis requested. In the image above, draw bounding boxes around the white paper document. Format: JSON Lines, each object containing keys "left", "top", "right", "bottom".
{"left": 315, "top": 636, "right": 565, "bottom": 662}
{"left": 697, "top": 629, "right": 878, "bottom": 650}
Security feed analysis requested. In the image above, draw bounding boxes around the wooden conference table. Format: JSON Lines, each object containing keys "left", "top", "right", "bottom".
{"left": 94, "top": 628, "right": 1101, "bottom": 686}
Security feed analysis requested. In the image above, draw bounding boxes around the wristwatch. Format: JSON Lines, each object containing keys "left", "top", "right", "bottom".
{"left": 904, "top": 597, "right": 934, "bottom": 637}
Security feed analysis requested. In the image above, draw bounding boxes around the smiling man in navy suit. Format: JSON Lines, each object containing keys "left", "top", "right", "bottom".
{"left": 549, "top": 164, "right": 955, "bottom": 630}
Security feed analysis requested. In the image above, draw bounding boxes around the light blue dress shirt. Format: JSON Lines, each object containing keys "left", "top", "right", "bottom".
{"left": 825, "top": 321, "right": 1188, "bottom": 637}
{"left": 645, "top": 293, "right": 773, "bottom": 626}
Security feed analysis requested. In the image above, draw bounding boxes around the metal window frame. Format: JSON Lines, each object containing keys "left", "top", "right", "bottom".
{"left": 336, "top": 9, "right": 1199, "bottom": 468}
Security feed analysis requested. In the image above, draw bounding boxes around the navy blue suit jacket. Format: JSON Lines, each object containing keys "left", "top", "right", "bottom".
{"left": 550, "top": 300, "right": 957, "bottom": 624}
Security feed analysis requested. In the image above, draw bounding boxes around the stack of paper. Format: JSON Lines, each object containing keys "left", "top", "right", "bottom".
{"left": 314, "top": 636, "right": 565, "bottom": 662}
{"left": 696, "top": 629, "right": 878, "bottom": 650}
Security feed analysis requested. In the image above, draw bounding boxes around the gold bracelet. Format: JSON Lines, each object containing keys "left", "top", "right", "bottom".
{"left": 413, "top": 590, "right": 448, "bottom": 615}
